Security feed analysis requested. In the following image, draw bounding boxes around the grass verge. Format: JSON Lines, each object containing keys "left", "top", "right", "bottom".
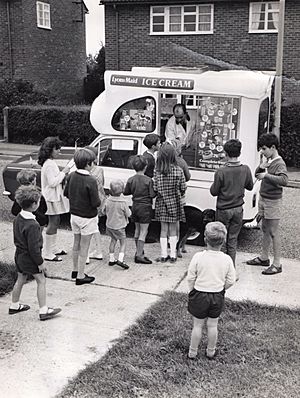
{"left": 0, "top": 260, "right": 17, "bottom": 296}
{"left": 59, "top": 291, "right": 300, "bottom": 398}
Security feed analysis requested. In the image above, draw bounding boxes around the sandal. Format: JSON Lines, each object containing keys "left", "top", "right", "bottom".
{"left": 44, "top": 255, "right": 62, "bottom": 262}
{"left": 55, "top": 250, "right": 67, "bottom": 256}
{"left": 246, "top": 256, "right": 270, "bottom": 266}
{"left": 262, "top": 264, "right": 282, "bottom": 275}
{"left": 9, "top": 304, "right": 30, "bottom": 315}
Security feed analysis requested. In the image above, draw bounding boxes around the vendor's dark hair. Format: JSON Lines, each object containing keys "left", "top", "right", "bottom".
{"left": 224, "top": 139, "right": 241, "bottom": 158}
{"left": 38, "top": 137, "right": 62, "bottom": 166}
{"left": 258, "top": 133, "right": 279, "bottom": 150}
{"left": 173, "top": 103, "right": 190, "bottom": 121}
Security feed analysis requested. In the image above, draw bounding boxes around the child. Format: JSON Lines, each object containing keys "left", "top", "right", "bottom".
{"left": 187, "top": 221, "right": 236, "bottom": 359}
{"left": 9, "top": 185, "right": 61, "bottom": 321}
{"left": 103, "top": 180, "right": 131, "bottom": 269}
{"left": 210, "top": 139, "right": 253, "bottom": 265}
{"left": 64, "top": 148, "right": 100, "bottom": 285}
{"left": 85, "top": 146, "right": 107, "bottom": 263}
{"left": 246, "top": 133, "right": 288, "bottom": 275}
{"left": 153, "top": 142, "right": 186, "bottom": 262}
{"left": 142, "top": 133, "right": 160, "bottom": 178}
{"left": 11, "top": 170, "right": 48, "bottom": 227}
{"left": 124, "top": 155, "right": 156, "bottom": 264}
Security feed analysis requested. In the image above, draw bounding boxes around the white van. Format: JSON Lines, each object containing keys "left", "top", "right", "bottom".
{"left": 90, "top": 67, "right": 274, "bottom": 223}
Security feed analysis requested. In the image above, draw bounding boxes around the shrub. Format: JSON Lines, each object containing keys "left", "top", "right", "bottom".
{"left": 280, "top": 104, "right": 300, "bottom": 167}
{"left": 0, "top": 261, "right": 17, "bottom": 296}
{"left": 7, "top": 105, "right": 99, "bottom": 146}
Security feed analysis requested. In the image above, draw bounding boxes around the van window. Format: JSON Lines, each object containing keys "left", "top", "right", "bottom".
{"left": 112, "top": 97, "right": 156, "bottom": 132}
{"left": 96, "top": 138, "right": 139, "bottom": 169}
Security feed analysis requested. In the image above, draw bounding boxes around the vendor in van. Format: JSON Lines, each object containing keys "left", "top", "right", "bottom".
{"left": 165, "top": 103, "right": 196, "bottom": 147}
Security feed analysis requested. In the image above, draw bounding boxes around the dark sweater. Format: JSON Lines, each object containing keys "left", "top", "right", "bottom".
{"left": 124, "top": 174, "right": 156, "bottom": 204}
{"left": 210, "top": 162, "right": 253, "bottom": 210}
{"left": 143, "top": 151, "right": 156, "bottom": 178}
{"left": 13, "top": 214, "right": 43, "bottom": 267}
{"left": 64, "top": 171, "right": 100, "bottom": 218}
{"left": 11, "top": 195, "right": 48, "bottom": 226}
{"left": 255, "top": 157, "right": 288, "bottom": 200}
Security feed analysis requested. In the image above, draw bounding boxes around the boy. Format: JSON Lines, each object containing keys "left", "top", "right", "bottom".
{"left": 187, "top": 222, "right": 236, "bottom": 359}
{"left": 103, "top": 180, "right": 131, "bottom": 269}
{"left": 9, "top": 185, "right": 61, "bottom": 321}
{"left": 11, "top": 169, "right": 48, "bottom": 227}
{"left": 210, "top": 139, "right": 253, "bottom": 265}
{"left": 124, "top": 155, "right": 156, "bottom": 264}
{"left": 64, "top": 148, "right": 100, "bottom": 285}
{"left": 247, "top": 133, "right": 288, "bottom": 275}
{"left": 142, "top": 133, "right": 160, "bottom": 178}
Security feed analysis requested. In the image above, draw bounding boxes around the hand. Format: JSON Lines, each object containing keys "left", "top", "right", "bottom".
{"left": 256, "top": 172, "right": 266, "bottom": 180}
{"left": 63, "top": 166, "right": 70, "bottom": 174}
{"left": 39, "top": 263, "right": 47, "bottom": 275}
{"left": 259, "top": 161, "right": 269, "bottom": 170}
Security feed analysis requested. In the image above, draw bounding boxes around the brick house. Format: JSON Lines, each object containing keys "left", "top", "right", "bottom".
{"left": 0, "top": 0, "right": 88, "bottom": 99}
{"left": 101, "top": 0, "right": 300, "bottom": 102}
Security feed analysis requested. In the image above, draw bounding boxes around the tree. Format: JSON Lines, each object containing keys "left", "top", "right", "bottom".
{"left": 84, "top": 45, "right": 105, "bottom": 103}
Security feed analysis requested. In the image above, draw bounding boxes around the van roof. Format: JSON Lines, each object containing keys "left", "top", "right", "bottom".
{"left": 106, "top": 67, "right": 274, "bottom": 99}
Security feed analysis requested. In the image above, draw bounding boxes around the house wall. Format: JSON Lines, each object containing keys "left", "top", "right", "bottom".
{"left": 104, "top": 0, "right": 300, "bottom": 83}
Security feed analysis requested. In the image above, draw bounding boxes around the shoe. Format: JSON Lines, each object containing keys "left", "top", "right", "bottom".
{"left": 9, "top": 304, "right": 30, "bottom": 315}
{"left": 116, "top": 260, "right": 129, "bottom": 270}
{"left": 135, "top": 256, "right": 152, "bottom": 264}
{"left": 44, "top": 255, "right": 62, "bottom": 262}
{"left": 71, "top": 271, "right": 78, "bottom": 279}
{"left": 108, "top": 261, "right": 116, "bottom": 266}
{"left": 75, "top": 275, "right": 95, "bottom": 285}
{"left": 89, "top": 253, "right": 103, "bottom": 260}
{"left": 246, "top": 257, "right": 270, "bottom": 266}
{"left": 262, "top": 264, "right": 282, "bottom": 275}
{"left": 170, "top": 257, "right": 177, "bottom": 263}
{"left": 156, "top": 257, "right": 169, "bottom": 263}
{"left": 55, "top": 250, "right": 67, "bottom": 256}
{"left": 39, "top": 307, "right": 61, "bottom": 321}
{"left": 205, "top": 349, "right": 218, "bottom": 360}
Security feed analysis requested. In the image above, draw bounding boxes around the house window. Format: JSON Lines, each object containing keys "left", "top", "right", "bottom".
{"left": 150, "top": 4, "right": 213, "bottom": 35}
{"left": 36, "top": 2, "right": 51, "bottom": 29}
{"left": 249, "top": 2, "right": 279, "bottom": 33}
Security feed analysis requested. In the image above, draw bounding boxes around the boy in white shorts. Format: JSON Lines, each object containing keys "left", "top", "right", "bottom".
{"left": 64, "top": 148, "right": 100, "bottom": 285}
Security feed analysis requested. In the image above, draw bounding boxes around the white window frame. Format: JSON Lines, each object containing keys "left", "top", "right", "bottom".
{"left": 249, "top": 1, "right": 279, "bottom": 33}
{"left": 150, "top": 4, "right": 214, "bottom": 35}
{"left": 36, "top": 1, "right": 51, "bottom": 30}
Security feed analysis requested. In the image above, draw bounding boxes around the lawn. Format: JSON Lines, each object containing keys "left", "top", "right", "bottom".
{"left": 59, "top": 292, "right": 300, "bottom": 398}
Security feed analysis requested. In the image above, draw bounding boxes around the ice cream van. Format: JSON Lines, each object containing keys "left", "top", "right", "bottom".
{"left": 89, "top": 66, "right": 274, "bottom": 223}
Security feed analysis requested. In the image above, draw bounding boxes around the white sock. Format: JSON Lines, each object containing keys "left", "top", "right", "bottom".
{"left": 169, "top": 236, "right": 177, "bottom": 258}
{"left": 109, "top": 253, "right": 115, "bottom": 262}
{"left": 118, "top": 252, "right": 124, "bottom": 262}
{"left": 10, "top": 302, "right": 20, "bottom": 310}
{"left": 39, "top": 306, "right": 48, "bottom": 315}
{"left": 44, "top": 234, "right": 55, "bottom": 258}
{"left": 160, "top": 238, "right": 168, "bottom": 258}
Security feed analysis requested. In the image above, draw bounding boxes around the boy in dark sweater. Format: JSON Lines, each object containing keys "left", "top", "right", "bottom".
{"left": 124, "top": 155, "right": 156, "bottom": 264}
{"left": 210, "top": 139, "right": 253, "bottom": 265}
{"left": 142, "top": 133, "right": 160, "bottom": 178}
{"left": 247, "top": 133, "right": 288, "bottom": 275}
{"left": 9, "top": 185, "right": 61, "bottom": 321}
{"left": 64, "top": 148, "right": 100, "bottom": 285}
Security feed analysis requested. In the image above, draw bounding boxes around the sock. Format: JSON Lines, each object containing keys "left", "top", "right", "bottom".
{"left": 169, "top": 236, "right": 177, "bottom": 258}
{"left": 39, "top": 306, "right": 48, "bottom": 315}
{"left": 44, "top": 234, "right": 55, "bottom": 258}
{"left": 188, "top": 346, "right": 198, "bottom": 359}
{"left": 160, "top": 238, "right": 168, "bottom": 258}
{"left": 118, "top": 252, "right": 124, "bottom": 262}
{"left": 206, "top": 348, "right": 216, "bottom": 357}
{"left": 136, "top": 240, "right": 145, "bottom": 257}
{"left": 10, "top": 302, "right": 20, "bottom": 310}
{"left": 109, "top": 253, "right": 115, "bottom": 262}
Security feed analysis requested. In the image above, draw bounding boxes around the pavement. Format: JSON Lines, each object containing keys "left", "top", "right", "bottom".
{"left": 0, "top": 220, "right": 299, "bottom": 398}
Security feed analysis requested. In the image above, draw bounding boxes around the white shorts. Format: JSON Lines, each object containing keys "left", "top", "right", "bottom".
{"left": 71, "top": 215, "right": 99, "bottom": 236}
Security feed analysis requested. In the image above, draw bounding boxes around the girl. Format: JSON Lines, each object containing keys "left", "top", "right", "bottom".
{"left": 38, "top": 137, "right": 70, "bottom": 261}
{"left": 153, "top": 142, "right": 186, "bottom": 262}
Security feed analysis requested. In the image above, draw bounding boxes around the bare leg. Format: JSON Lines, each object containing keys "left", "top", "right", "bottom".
{"left": 168, "top": 222, "right": 177, "bottom": 259}
{"left": 78, "top": 234, "right": 92, "bottom": 279}
{"left": 33, "top": 273, "right": 47, "bottom": 308}
{"left": 266, "top": 219, "right": 280, "bottom": 266}
{"left": 72, "top": 233, "right": 81, "bottom": 272}
{"left": 206, "top": 317, "right": 219, "bottom": 358}
{"left": 136, "top": 223, "right": 149, "bottom": 258}
{"left": 11, "top": 273, "right": 27, "bottom": 304}
{"left": 89, "top": 232, "right": 103, "bottom": 257}
{"left": 261, "top": 218, "right": 272, "bottom": 261}
{"left": 189, "top": 317, "right": 206, "bottom": 358}
{"left": 118, "top": 238, "right": 126, "bottom": 261}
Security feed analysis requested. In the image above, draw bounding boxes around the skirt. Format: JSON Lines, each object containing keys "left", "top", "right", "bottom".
{"left": 46, "top": 196, "right": 69, "bottom": 215}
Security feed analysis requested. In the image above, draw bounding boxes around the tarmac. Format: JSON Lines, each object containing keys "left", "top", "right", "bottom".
{"left": 0, "top": 141, "right": 299, "bottom": 398}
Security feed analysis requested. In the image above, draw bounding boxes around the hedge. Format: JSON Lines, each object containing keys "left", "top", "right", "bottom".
{"left": 280, "top": 104, "right": 300, "bottom": 167}
{"left": 7, "top": 105, "right": 99, "bottom": 147}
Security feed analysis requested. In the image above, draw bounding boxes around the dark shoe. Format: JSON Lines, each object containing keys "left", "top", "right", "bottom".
{"left": 44, "top": 255, "right": 62, "bottom": 262}
{"left": 75, "top": 275, "right": 95, "bottom": 285}
{"left": 205, "top": 349, "right": 218, "bottom": 360}
{"left": 71, "top": 271, "right": 78, "bottom": 279}
{"left": 55, "top": 250, "right": 67, "bottom": 256}
{"left": 135, "top": 256, "right": 152, "bottom": 264}
{"left": 156, "top": 257, "right": 169, "bottom": 263}
{"left": 170, "top": 257, "right": 177, "bottom": 263}
{"left": 116, "top": 260, "right": 129, "bottom": 270}
{"left": 9, "top": 304, "right": 30, "bottom": 315}
{"left": 108, "top": 261, "right": 116, "bottom": 266}
{"left": 262, "top": 264, "right": 282, "bottom": 275}
{"left": 246, "top": 257, "right": 270, "bottom": 266}
{"left": 39, "top": 307, "right": 61, "bottom": 321}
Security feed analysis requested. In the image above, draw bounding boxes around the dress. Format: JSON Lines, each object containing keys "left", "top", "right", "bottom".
{"left": 41, "top": 159, "right": 69, "bottom": 215}
{"left": 90, "top": 165, "right": 107, "bottom": 215}
{"left": 153, "top": 165, "right": 186, "bottom": 223}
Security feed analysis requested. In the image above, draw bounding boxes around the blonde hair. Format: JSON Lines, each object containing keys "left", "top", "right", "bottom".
{"left": 110, "top": 179, "right": 124, "bottom": 196}
{"left": 204, "top": 221, "right": 227, "bottom": 247}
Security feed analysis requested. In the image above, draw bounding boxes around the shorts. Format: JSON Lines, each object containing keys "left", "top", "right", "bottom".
{"left": 71, "top": 215, "right": 99, "bottom": 236}
{"left": 188, "top": 289, "right": 225, "bottom": 319}
{"left": 106, "top": 227, "right": 126, "bottom": 240}
{"left": 258, "top": 197, "right": 282, "bottom": 220}
{"left": 15, "top": 252, "right": 41, "bottom": 275}
{"left": 131, "top": 203, "right": 153, "bottom": 224}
